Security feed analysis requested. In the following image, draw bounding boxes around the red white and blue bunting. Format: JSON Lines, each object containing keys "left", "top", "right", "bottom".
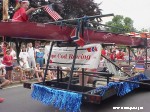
{"left": 31, "top": 84, "right": 82, "bottom": 112}
{"left": 95, "top": 74, "right": 148, "bottom": 96}
{"left": 31, "top": 74, "right": 148, "bottom": 111}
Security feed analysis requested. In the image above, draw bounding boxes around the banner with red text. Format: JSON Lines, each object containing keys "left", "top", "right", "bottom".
{"left": 48, "top": 44, "right": 102, "bottom": 69}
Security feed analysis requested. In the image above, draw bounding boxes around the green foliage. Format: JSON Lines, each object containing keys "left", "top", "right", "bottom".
{"left": 140, "top": 28, "right": 148, "bottom": 33}
{"left": 0, "top": 0, "right": 101, "bottom": 23}
{"left": 62, "top": 0, "right": 102, "bottom": 19}
{"left": 106, "top": 15, "right": 135, "bottom": 33}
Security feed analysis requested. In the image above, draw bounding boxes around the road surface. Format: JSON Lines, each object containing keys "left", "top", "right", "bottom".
{"left": 0, "top": 85, "right": 150, "bottom": 112}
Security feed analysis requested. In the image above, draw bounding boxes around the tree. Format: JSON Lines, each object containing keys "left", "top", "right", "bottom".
{"left": 140, "top": 28, "right": 148, "bottom": 33}
{"left": 0, "top": 0, "right": 102, "bottom": 23}
{"left": 29, "top": 0, "right": 102, "bottom": 22}
{"left": 106, "top": 15, "right": 135, "bottom": 33}
{"left": 62, "top": 0, "right": 101, "bottom": 19}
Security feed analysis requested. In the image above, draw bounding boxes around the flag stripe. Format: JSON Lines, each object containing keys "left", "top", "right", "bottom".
{"left": 44, "top": 5, "right": 62, "bottom": 21}
{"left": 46, "top": 8, "right": 61, "bottom": 20}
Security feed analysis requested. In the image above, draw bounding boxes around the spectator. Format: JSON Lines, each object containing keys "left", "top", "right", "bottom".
{"left": 34, "top": 45, "right": 40, "bottom": 53}
{"left": 36, "top": 48, "right": 44, "bottom": 67}
{"left": 10, "top": 46, "right": 16, "bottom": 59}
{"left": 101, "top": 47, "right": 107, "bottom": 60}
{"left": 27, "top": 43, "right": 36, "bottom": 68}
{"left": 0, "top": 45, "right": 3, "bottom": 55}
{"left": 19, "top": 46, "right": 29, "bottom": 69}
{"left": 0, "top": 64, "right": 10, "bottom": 89}
{"left": 0, "top": 52, "right": 3, "bottom": 64}
{"left": 44, "top": 42, "right": 50, "bottom": 64}
{"left": 43, "top": 64, "right": 56, "bottom": 80}
{"left": 110, "top": 50, "right": 116, "bottom": 62}
{"left": 13, "top": 59, "right": 26, "bottom": 82}
{"left": 2, "top": 42, "right": 8, "bottom": 56}
{"left": 116, "top": 49, "right": 124, "bottom": 60}
{"left": 3, "top": 49, "right": 13, "bottom": 82}
{"left": 9, "top": 46, "right": 17, "bottom": 66}
{"left": 101, "top": 47, "right": 107, "bottom": 56}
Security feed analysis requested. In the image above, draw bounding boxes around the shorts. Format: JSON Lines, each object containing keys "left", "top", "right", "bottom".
{"left": 5, "top": 66, "right": 13, "bottom": 71}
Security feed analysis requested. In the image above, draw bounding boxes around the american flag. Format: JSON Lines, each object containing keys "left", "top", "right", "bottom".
{"left": 70, "top": 28, "right": 85, "bottom": 47}
{"left": 43, "top": 5, "right": 63, "bottom": 21}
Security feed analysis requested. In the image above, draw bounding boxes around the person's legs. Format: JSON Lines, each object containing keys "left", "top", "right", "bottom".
{"left": 45, "top": 57, "right": 48, "bottom": 64}
{"left": 36, "top": 58, "right": 40, "bottom": 66}
{"left": 35, "top": 72, "right": 41, "bottom": 82}
{"left": 0, "top": 78, "right": 10, "bottom": 88}
{"left": 5, "top": 67, "right": 10, "bottom": 80}
{"left": 50, "top": 71, "right": 56, "bottom": 79}
{"left": 40, "top": 58, "right": 44, "bottom": 67}
{"left": 8, "top": 70, "right": 13, "bottom": 82}
{"left": 28, "top": 58, "right": 32, "bottom": 68}
{"left": 36, "top": 58, "right": 43, "bottom": 68}
{"left": 6, "top": 70, "right": 12, "bottom": 83}
{"left": 40, "top": 72, "right": 44, "bottom": 79}
{"left": 46, "top": 70, "right": 52, "bottom": 80}
{"left": 19, "top": 69, "right": 23, "bottom": 81}
{"left": 31, "top": 58, "right": 36, "bottom": 68}
{"left": 19, "top": 69, "right": 26, "bottom": 82}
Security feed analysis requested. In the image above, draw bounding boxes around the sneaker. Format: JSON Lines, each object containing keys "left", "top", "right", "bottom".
{"left": 0, "top": 98, "right": 4, "bottom": 103}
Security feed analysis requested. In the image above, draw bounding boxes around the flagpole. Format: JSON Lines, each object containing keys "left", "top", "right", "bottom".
{"left": 44, "top": 13, "right": 114, "bottom": 24}
{"left": 34, "top": 6, "right": 46, "bottom": 10}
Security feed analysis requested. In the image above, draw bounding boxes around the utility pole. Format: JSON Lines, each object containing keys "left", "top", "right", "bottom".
{"left": 2, "top": 0, "right": 9, "bottom": 21}
{"left": 2, "top": 0, "right": 9, "bottom": 41}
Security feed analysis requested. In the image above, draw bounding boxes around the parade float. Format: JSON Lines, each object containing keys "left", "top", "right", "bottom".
{"left": 0, "top": 14, "right": 150, "bottom": 112}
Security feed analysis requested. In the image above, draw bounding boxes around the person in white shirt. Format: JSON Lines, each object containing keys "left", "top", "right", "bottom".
{"left": 44, "top": 42, "right": 50, "bottom": 64}
{"left": 19, "top": 46, "right": 29, "bottom": 69}
{"left": 27, "top": 43, "right": 36, "bottom": 68}
{"left": 9, "top": 46, "right": 17, "bottom": 67}
{"left": 10, "top": 47, "right": 17, "bottom": 60}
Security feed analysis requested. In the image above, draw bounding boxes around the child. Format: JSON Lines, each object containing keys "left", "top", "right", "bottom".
{"left": 12, "top": 0, "right": 36, "bottom": 22}
{"left": 3, "top": 49, "right": 13, "bottom": 82}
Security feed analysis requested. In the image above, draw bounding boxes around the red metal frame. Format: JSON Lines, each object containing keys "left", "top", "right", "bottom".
{"left": 0, "top": 22, "right": 143, "bottom": 46}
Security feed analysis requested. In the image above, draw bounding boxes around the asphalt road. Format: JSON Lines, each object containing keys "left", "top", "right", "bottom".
{"left": 0, "top": 85, "right": 150, "bottom": 112}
